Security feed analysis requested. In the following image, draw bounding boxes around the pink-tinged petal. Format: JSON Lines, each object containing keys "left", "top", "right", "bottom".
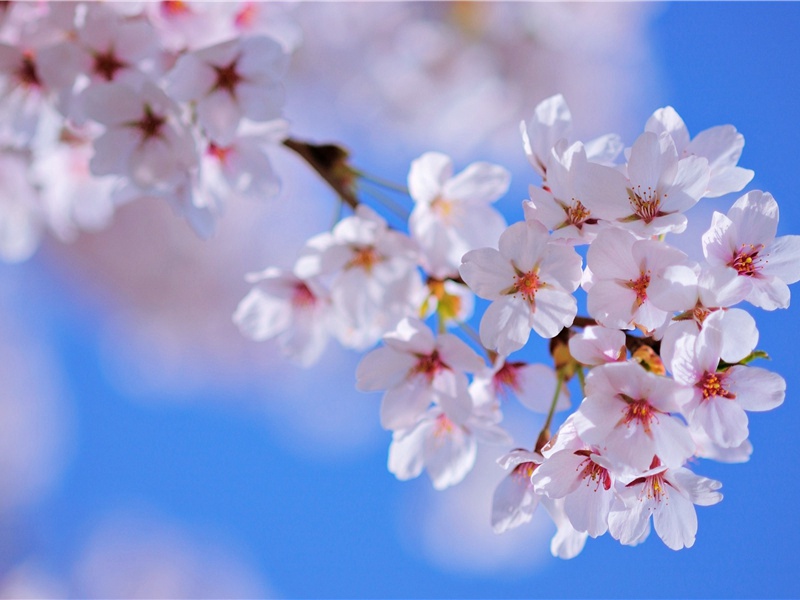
{"left": 531, "top": 449, "right": 583, "bottom": 498}
{"left": 540, "top": 244, "right": 582, "bottom": 292}
{"left": 380, "top": 375, "right": 435, "bottom": 430}
{"left": 692, "top": 395, "right": 750, "bottom": 448}
{"left": 129, "top": 138, "right": 180, "bottom": 188}
{"left": 355, "top": 346, "right": 416, "bottom": 392}
{"left": 515, "top": 363, "right": 570, "bottom": 413}
{"left": 649, "top": 414, "right": 696, "bottom": 469}
{"left": 443, "top": 162, "right": 510, "bottom": 204}
{"left": 702, "top": 211, "right": 737, "bottom": 267}
{"left": 524, "top": 188, "right": 567, "bottom": 231}
{"left": 705, "top": 309, "right": 758, "bottom": 363}
{"left": 573, "top": 394, "right": 624, "bottom": 442}
{"left": 492, "top": 470, "right": 539, "bottom": 533}
{"left": 383, "top": 317, "right": 436, "bottom": 355}
{"left": 628, "top": 131, "right": 677, "bottom": 192}
{"left": 388, "top": 423, "right": 428, "bottom": 481}
{"left": 165, "top": 53, "right": 216, "bottom": 100}
{"left": 694, "top": 322, "right": 725, "bottom": 374}
{"left": 688, "top": 125, "right": 742, "bottom": 168}
{"left": 652, "top": 487, "right": 697, "bottom": 550}
{"left": 586, "top": 279, "right": 636, "bottom": 330}
{"left": 236, "top": 80, "right": 284, "bottom": 122}
{"left": 632, "top": 298, "right": 670, "bottom": 333}
{"left": 498, "top": 220, "right": 548, "bottom": 273}
{"left": 432, "top": 369, "right": 473, "bottom": 425}
{"left": 233, "top": 288, "right": 291, "bottom": 341}
{"left": 522, "top": 94, "right": 572, "bottom": 175}
{"left": 647, "top": 264, "right": 699, "bottom": 313}
{"left": 698, "top": 266, "right": 747, "bottom": 308}
{"left": 608, "top": 492, "right": 652, "bottom": 546}
{"left": 665, "top": 155, "right": 709, "bottom": 211}
{"left": 574, "top": 161, "right": 631, "bottom": 220}
{"left": 764, "top": 235, "right": 800, "bottom": 284}
{"left": 565, "top": 478, "right": 614, "bottom": 537}
{"left": 669, "top": 468, "right": 723, "bottom": 506}
{"left": 745, "top": 275, "right": 790, "bottom": 311}
{"left": 669, "top": 330, "right": 703, "bottom": 386}
{"left": 497, "top": 449, "right": 541, "bottom": 471}
{"left": 646, "top": 106, "right": 690, "bottom": 151}
{"left": 542, "top": 498, "right": 589, "bottom": 559}
{"left": 690, "top": 424, "right": 752, "bottom": 464}
{"left": 89, "top": 129, "right": 136, "bottom": 176}
{"left": 197, "top": 89, "right": 242, "bottom": 145}
{"left": 437, "top": 334, "right": 484, "bottom": 373}
{"left": 479, "top": 296, "right": 532, "bottom": 356}
{"left": 586, "top": 228, "right": 638, "bottom": 281}
{"left": 459, "top": 248, "right": 514, "bottom": 300}
{"left": 82, "top": 82, "right": 143, "bottom": 125}
{"left": 238, "top": 35, "right": 288, "bottom": 80}
{"left": 568, "top": 326, "right": 626, "bottom": 366}
{"left": 583, "top": 133, "right": 624, "bottom": 165}
{"left": 424, "top": 425, "right": 477, "bottom": 490}
{"left": 727, "top": 365, "right": 785, "bottom": 412}
{"left": 729, "top": 190, "right": 778, "bottom": 246}
{"left": 408, "top": 152, "right": 452, "bottom": 205}
{"left": 706, "top": 167, "right": 754, "bottom": 198}
{"left": 531, "top": 287, "right": 577, "bottom": 339}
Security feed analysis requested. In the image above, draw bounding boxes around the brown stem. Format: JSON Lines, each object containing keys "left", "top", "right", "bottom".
{"left": 282, "top": 138, "right": 360, "bottom": 210}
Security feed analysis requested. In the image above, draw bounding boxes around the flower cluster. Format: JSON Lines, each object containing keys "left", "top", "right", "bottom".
{"left": 238, "top": 93, "right": 797, "bottom": 557}
{"left": 0, "top": 1, "right": 290, "bottom": 261}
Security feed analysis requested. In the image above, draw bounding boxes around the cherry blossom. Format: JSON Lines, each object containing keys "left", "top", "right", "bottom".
{"left": 608, "top": 457, "right": 722, "bottom": 550}
{"left": 408, "top": 151, "right": 508, "bottom": 279}
{"left": 459, "top": 219, "right": 583, "bottom": 355}
{"left": 356, "top": 317, "right": 485, "bottom": 430}
{"left": 702, "top": 190, "right": 800, "bottom": 310}
{"left": 645, "top": 105, "right": 753, "bottom": 198}
{"left": 491, "top": 449, "right": 543, "bottom": 534}
{"left": 166, "top": 35, "right": 287, "bottom": 145}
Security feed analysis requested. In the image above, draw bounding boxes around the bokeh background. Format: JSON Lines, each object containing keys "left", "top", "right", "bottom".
{"left": 1, "top": 2, "right": 799, "bottom": 598}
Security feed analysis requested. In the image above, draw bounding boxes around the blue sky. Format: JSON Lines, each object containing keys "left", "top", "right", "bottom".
{"left": 2, "top": 2, "right": 800, "bottom": 598}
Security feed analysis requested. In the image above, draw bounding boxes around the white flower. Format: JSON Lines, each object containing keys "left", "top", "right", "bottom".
{"left": 82, "top": 80, "right": 197, "bottom": 191}
{"left": 608, "top": 458, "right": 722, "bottom": 550}
{"left": 408, "top": 151, "right": 508, "bottom": 279}
{"left": 572, "top": 362, "right": 695, "bottom": 471}
{"left": 166, "top": 35, "right": 287, "bottom": 145}
{"left": 567, "top": 325, "right": 626, "bottom": 367}
{"left": 356, "top": 317, "right": 484, "bottom": 430}
{"left": 459, "top": 219, "right": 582, "bottom": 355}
{"left": 580, "top": 131, "right": 710, "bottom": 237}
{"left": 233, "top": 267, "right": 332, "bottom": 367}
{"left": 491, "top": 449, "right": 542, "bottom": 533}
{"left": 702, "top": 190, "right": 800, "bottom": 310}
{"left": 646, "top": 106, "right": 753, "bottom": 198}
{"left": 584, "top": 228, "right": 688, "bottom": 331}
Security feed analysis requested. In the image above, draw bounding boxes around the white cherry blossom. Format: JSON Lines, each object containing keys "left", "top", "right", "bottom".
{"left": 646, "top": 106, "right": 753, "bottom": 198}
{"left": 408, "top": 151, "right": 508, "bottom": 279}
{"left": 567, "top": 325, "right": 626, "bottom": 367}
{"left": 356, "top": 317, "right": 485, "bottom": 430}
{"left": 460, "top": 219, "right": 583, "bottom": 355}
{"left": 608, "top": 457, "right": 722, "bottom": 550}
{"left": 702, "top": 190, "right": 800, "bottom": 310}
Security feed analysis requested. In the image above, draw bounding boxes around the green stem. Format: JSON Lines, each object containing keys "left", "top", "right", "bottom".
{"left": 359, "top": 184, "right": 411, "bottom": 221}
{"left": 352, "top": 168, "right": 410, "bottom": 195}
{"left": 534, "top": 371, "right": 565, "bottom": 453}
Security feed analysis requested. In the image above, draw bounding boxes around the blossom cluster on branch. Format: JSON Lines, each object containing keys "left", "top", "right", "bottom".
{"left": 237, "top": 93, "right": 798, "bottom": 557}
{"left": 0, "top": 0, "right": 796, "bottom": 562}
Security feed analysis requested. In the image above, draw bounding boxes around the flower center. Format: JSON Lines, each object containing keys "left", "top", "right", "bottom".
{"left": 134, "top": 105, "right": 166, "bottom": 140}
{"left": 161, "top": 1, "right": 191, "bottom": 16}
{"left": 698, "top": 371, "right": 736, "bottom": 402}
{"left": 493, "top": 361, "right": 525, "bottom": 396}
{"left": 514, "top": 270, "right": 540, "bottom": 302}
{"left": 92, "top": 49, "right": 127, "bottom": 81}
{"left": 292, "top": 282, "right": 316, "bottom": 308}
{"left": 16, "top": 51, "right": 40, "bottom": 88}
{"left": 346, "top": 245, "right": 382, "bottom": 273}
{"left": 207, "top": 142, "right": 232, "bottom": 163}
{"left": 619, "top": 395, "right": 660, "bottom": 435}
{"left": 627, "top": 185, "right": 663, "bottom": 223}
{"left": 434, "top": 413, "right": 454, "bottom": 436}
{"left": 626, "top": 270, "right": 651, "bottom": 307}
{"left": 564, "top": 198, "right": 592, "bottom": 228}
{"left": 212, "top": 59, "right": 244, "bottom": 96}
{"left": 411, "top": 350, "right": 446, "bottom": 382}
{"left": 575, "top": 450, "right": 612, "bottom": 490}
{"left": 729, "top": 243, "right": 764, "bottom": 277}
{"left": 512, "top": 461, "right": 538, "bottom": 482}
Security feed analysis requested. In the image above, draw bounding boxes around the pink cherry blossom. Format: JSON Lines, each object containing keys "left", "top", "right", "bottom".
{"left": 459, "top": 219, "right": 583, "bottom": 355}
{"left": 567, "top": 325, "right": 626, "bottom": 367}
{"left": 702, "top": 190, "right": 800, "bottom": 310}
{"left": 608, "top": 457, "right": 722, "bottom": 550}
{"left": 356, "top": 317, "right": 485, "bottom": 430}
